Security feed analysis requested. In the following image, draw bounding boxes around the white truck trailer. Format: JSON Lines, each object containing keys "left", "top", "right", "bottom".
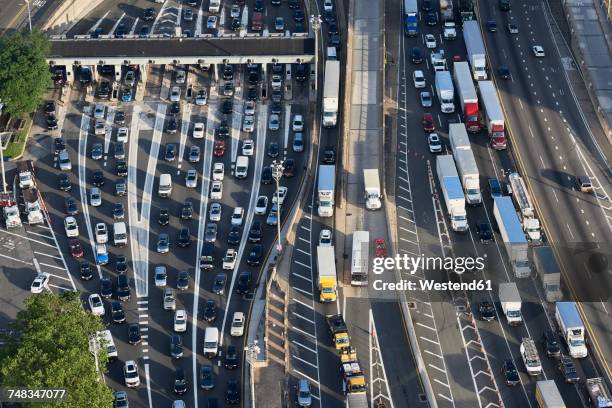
{"left": 498, "top": 282, "right": 523, "bottom": 325}
{"left": 23, "top": 188, "right": 44, "bottom": 225}
{"left": 346, "top": 393, "right": 369, "bottom": 408}
{"left": 363, "top": 169, "right": 381, "bottom": 210}
{"left": 536, "top": 380, "right": 566, "bottom": 408}
{"left": 586, "top": 377, "right": 612, "bottom": 408}
{"left": 318, "top": 165, "right": 335, "bottom": 218}
{"left": 520, "top": 337, "right": 542, "bottom": 376}
{"left": 435, "top": 71, "right": 455, "bottom": 113}
{"left": 479, "top": 81, "right": 507, "bottom": 150}
{"left": 351, "top": 231, "right": 369, "bottom": 286}
{"left": 448, "top": 123, "right": 481, "bottom": 205}
{"left": 322, "top": 60, "right": 340, "bottom": 128}
{"left": 508, "top": 172, "right": 541, "bottom": 243}
{"left": 436, "top": 155, "right": 468, "bottom": 233}
{"left": 555, "top": 302, "right": 587, "bottom": 358}
{"left": 453, "top": 61, "right": 481, "bottom": 132}
{"left": 493, "top": 197, "right": 531, "bottom": 277}
{"left": 532, "top": 246, "right": 562, "bottom": 302}
{"left": 463, "top": 20, "right": 487, "bottom": 80}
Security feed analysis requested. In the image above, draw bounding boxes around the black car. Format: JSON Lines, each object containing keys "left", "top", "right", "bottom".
{"left": 100, "top": 278, "right": 113, "bottom": 298}
{"left": 288, "top": 0, "right": 299, "bottom": 8}
{"left": 227, "top": 226, "right": 241, "bottom": 246}
{"left": 91, "top": 170, "right": 104, "bottom": 187}
{"left": 116, "top": 255, "right": 128, "bottom": 274}
{"left": 114, "top": 142, "right": 125, "bottom": 160}
{"left": 170, "top": 334, "right": 183, "bottom": 358}
{"left": 248, "top": 71, "right": 259, "bottom": 85}
{"left": 497, "top": 65, "right": 511, "bottom": 79}
{"left": 283, "top": 159, "right": 295, "bottom": 177}
{"left": 115, "top": 110, "right": 126, "bottom": 124}
{"left": 54, "top": 137, "right": 66, "bottom": 154}
{"left": 200, "top": 364, "right": 215, "bottom": 390}
{"left": 479, "top": 301, "right": 496, "bottom": 321}
{"left": 247, "top": 246, "right": 263, "bottom": 267}
{"left": 58, "top": 173, "right": 71, "bottom": 191}
{"left": 328, "top": 22, "right": 339, "bottom": 35}
{"left": 323, "top": 146, "right": 336, "bottom": 163}
{"left": 224, "top": 345, "right": 239, "bottom": 369}
{"left": 143, "top": 7, "right": 155, "bottom": 20}
{"left": 410, "top": 47, "right": 423, "bottom": 64}
{"left": 80, "top": 261, "right": 93, "bottom": 280}
{"left": 425, "top": 12, "right": 437, "bottom": 26}
{"left": 247, "top": 86, "right": 258, "bottom": 101}
{"left": 177, "top": 271, "right": 190, "bottom": 290}
{"left": 113, "top": 203, "right": 125, "bottom": 220}
{"left": 487, "top": 20, "right": 497, "bottom": 32}
{"left": 158, "top": 208, "right": 170, "bottom": 226}
{"left": 248, "top": 221, "right": 262, "bottom": 243}
{"left": 253, "top": 0, "right": 264, "bottom": 11}
{"left": 293, "top": 9, "right": 305, "bottom": 22}
{"left": 477, "top": 223, "right": 492, "bottom": 243}
{"left": 46, "top": 114, "right": 58, "bottom": 130}
{"left": 226, "top": 379, "right": 240, "bottom": 404}
{"left": 329, "top": 34, "right": 341, "bottom": 48}
{"left": 236, "top": 271, "right": 252, "bottom": 294}
{"left": 267, "top": 142, "right": 280, "bottom": 158}
{"left": 502, "top": 359, "right": 519, "bottom": 386}
{"left": 271, "top": 89, "right": 282, "bottom": 103}
{"left": 115, "top": 23, "right": 126, "bottom": 38}
{"left": 177, "top": 228, "right": 191, "bottom": 248}
{"left": 97, "top": 82, "right": 110, "bottom": 99}
{"left": 116, "top": 274, "right": 130, "bottom": 301}
{"left": 223, "top": 65, "right": 234, "bottom": 80}
{"left": 221, "top": 99, "right": 233, "bottom": 114}
{"left": 65, "top": 197, "right": 78, "bottom": 215}
{"left": 323, "top": 10, "right": 336, "bottom": 24}
{"left": 167, "top": 117, "right": 178, "bottom": 133}
{"left": 116, "top": 160, "right": 128, "bottom": 177}
{"left": 165, "top": 144, "right": 177, "bottom": 161}
{"left": 217, "top": 121, "right": 230, "bottom": 138}
{"left": 170, "top": 102, "right": 180, "bottom": 115}
{"left": 558, "top": 355, "right": 580, "bottom": 383}
{"left": 231, "top": 18, "right": 241, "bottom": 31}
{"left": 111, "top": 300, "right": 126, "bottom": 324}
{"left": 542, "top": 331, "right": 561, "bottom": 357}
{"left": 261, "top": 166, "right": 273, "bottom": 184}
{"left": 128, "top": 323, "right": 141, "bottom": 344}
{"left": 181, "top": 201, "right": 194, "bottom": 220}
{"left": 174, "top": 368, "right": 188, "bottom": 395}
{"left": 44, "top": 101, "right": 55, "bottom": 115}
{"left": 271, "top": 101, "right": 282, "bottom": 114}
{"left": 295, "top": 64, "right": 308, "bottom": 81}
{"left": 203, "top": 299, "right": 217, "bottom": 322}
{"left": 421, "top": 0, "right": 433, "bottom": 11}
{"left": 499, "top": 0, "right": 511, "bottom": 11}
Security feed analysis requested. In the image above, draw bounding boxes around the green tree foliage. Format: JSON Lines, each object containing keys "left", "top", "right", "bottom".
{"left": 0, "top": 292, "right": 115, "bottom": 408}
{"left": 0, "top": 30, "right": 52, "bottom": 116}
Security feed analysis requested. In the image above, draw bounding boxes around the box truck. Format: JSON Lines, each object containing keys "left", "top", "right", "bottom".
{"left": 363, "top": 169, "right": 382, "bottom": 210}
{"left": 440, "top": 0, "right": 454, "bottom": 21}
{"left": 463, "top": 20, "right": 487, "bottom": 80}
{"left": 453, "top": 61, "right": 480, "bottom": 132}
{"left": 317, "top": 246, "right": 337, "bottom": 302}
{"left": 493, "top": 197, "right": 531, "bottom": 277}
{"left": 436, "top": 155, "right": 468, "bottom": 233}
{"left": 499, "top": 282, "right": 522, "bottom": 325}
{"left": 479, "top": 81, "right": 507, "bottom": 149}
{"left": 448, "top": 123, "right": 481, "bottom": 205}
{"left": 318, "top": 165, "right": 335, "bottom": 217}
{"left": 508, "top": 172, "right": 542, "bottom": 243}
{"left": 536, "top": 380, "right": 566, "bottom": 408}
{"left": 532, "top": 246, "right": 562, "bottom": 302}
{"left": 555, "top": 302, "right": 587, "bottom": 358}
{"left": 322, "top": 60, "right": 340, "bottom": 128}
{"left": 435, "top": 71, "right": 455, "bottom": 113}
{"left": 403, "top": 0, "right": 418, "bottom": 36}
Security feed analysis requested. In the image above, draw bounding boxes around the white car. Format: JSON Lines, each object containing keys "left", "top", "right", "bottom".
{"left": 231, "top": 207, "right": 244, "bottom": 226}
{"left": 272, "top": 186, "right": 288, "bottom": 205}
{"left": 242, "top": 115, "right": 255, "bottom": 133}
{"left": 94, "top": 119, "right": 105, "bottom": 135}
{"left": 90, "top": 187, "right": 102, "bottom": 207}
{"left": 154, "top": 266, "right": 167, "bottom": 287}
{"left": 425, "top": 34, "right": 436, "bottom": 49}
{"left": 117, "top": 127, "right": 129, "bottom": 143}
{"left": 222, "top": 248, "right": 237, "bottom": 270}
{"left": 58, "top": 151, "right": 72, "bottom": 171}
{"left": 244, "top": 100, "right": 256, "bottom": 115}
{"left": 175, "top": 70, "right": 186, "bottom": 84}
{"left": 230, "top": 312, "right": 245, "bottom": 336}
{"left": 195, "top": 89, "right": 208, "bottom": 105}
{"left": 124, "top": 71, "right": 136, "bottom": 86}
{"left": 174, "top": 309, "right": 187, "bottom": 332}
{"left": 242, "top": 139, "right": 254, "bottom": 156}
{"left": 428, "top": 133, "right": 442, "bottom": 153}
{"left": 255, "top": 195, "right": 268, "bottom": 215}
{"left": 210, "top": 181, "right": 223, "bottom": 200}
{"left": 212, "top": 162, "right": 224, "bottom": 181}
{"left": 209, "top": 202, "right": 222, "bottom": 222}
{"left": 124, "top": 360, "right": 140, "bottom": 388}
{"left": 185, "top": 169, "right": 198, "bottom": 188}
{"left": 268, "top": 114, "right": 280, "bottom": 131}
{"left": 30, "top": 273, "right": 49, "bottom": 293}
{"left": 319, "top": 229, "right": 332, "bottom": 246}
{"left": 64, "top": 216, "right": 79, "bottom": 237}
{"left": 413, "top": 70, "right": 426, "bottom": 88}
{"left": 94, "top": 104, "right": 105, "bottom": 119}
{"left": 323, "top": 0, "right": 333, "bottom": 12}
{"left": 230, "top": 4, "right": 241, "bottom": 18}
{"left": 207, "top": 15, "right": 218, "bottom": 29}
{"left": 95, "top": 222, "right": 108, "bottom": 244}
{"left": 170, "top": 86, "right": 181, "bottom": 102}
{"left": 292, "top": 114, "right": 304, "bottom": 132}
{"left": 271, "top": 75, "right": 282, "bottom": 90}
{"left": 88, "top": 293, "right": 105, "bottom": 316}
{"left": 443, "top": 21, "right": 456, "bottom": 39}
{"left": 193, "top": 122, "right": 205, "bottom": 138}
{"left": 532, "top": 45, "right": 545, "bottom": 57}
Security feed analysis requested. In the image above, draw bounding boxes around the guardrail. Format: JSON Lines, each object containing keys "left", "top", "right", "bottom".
{"left": 49, "top": 33, "right": 313, "bottom": 41}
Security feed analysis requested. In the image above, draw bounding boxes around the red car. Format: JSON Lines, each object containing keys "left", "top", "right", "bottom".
{"left": 70, "top": 239, "right": 84, "bottom": 258}
{"left": 282, "top": 159, "right": 295, "bottom": 177}
{"left": 213, "top": 140, "right": 225, "bottom": 156}
{"left": 422, "top": 113, "right": 435, "bottom": 133}
{"left": 375, "top": 238, "right": 387, "bottom": 258}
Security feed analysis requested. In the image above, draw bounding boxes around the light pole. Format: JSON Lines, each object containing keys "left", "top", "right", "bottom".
{"left": 271, "top": 160, "right": 284, "bottom": 251}
{"left": 245, "top": 341, "right": 260, "bottom": 408}
{"left": 25, "top": 0, "right": 32, "bottom": 32}
{"left": 88, "top": 334, "right": 102, "bottom": 382}
{"left": 310, "top": 15, "right": 322, "bottom": 95}
{"left": 0, "top": 103, "right": 7, "bottom": 194}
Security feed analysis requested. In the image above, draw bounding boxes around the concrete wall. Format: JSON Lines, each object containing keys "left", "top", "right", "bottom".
{"left": 42, "top": 0, "right": 106, "bottom": 35}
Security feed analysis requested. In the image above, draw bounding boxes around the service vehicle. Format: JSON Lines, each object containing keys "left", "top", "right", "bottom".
{"left": 508, "top": 172, "right": 542, "bottom": 243}
{"left": 322, "top": 60, "right": 340, "bottom": 127}
{"left": 453, "top": 62, "right": 480, "bottom": 132}
{"left": 448, "top": 123, "right": 481, "bottom": 204}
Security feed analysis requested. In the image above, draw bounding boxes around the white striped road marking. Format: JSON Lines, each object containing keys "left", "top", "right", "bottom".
{"left": 33, "top": 251, "right": 62, "bottom": 260}
{"left": 26, "top": 230, "right": 54, "bottom": 240}
{"left": 0, "top": 253, "right": 32, "bottom": 265}
{"left": 292, "top": 340, "right": 317, "bottom": 354}
{"left": 290, "top": 326, "right": 316, "bottom": 339}
{"left": 294, "top": 260, "right": 310, "bottom": 269}
{"left": 0, "top": 230, "right": 55, "bottom": 247}
{"left": 292, "top": 297, "right": 314, "bottom": 310}
{"left": 38, "top": 262, "right": 67, "bottom": 271}
{"left": 292, "top": 273, "right": 312, "bottom": 283}
{"left": 292, "top": 354, "right": 318, "bottom": 368}
{"left": 292, "top": 312, "right": 315, "bottom": 325}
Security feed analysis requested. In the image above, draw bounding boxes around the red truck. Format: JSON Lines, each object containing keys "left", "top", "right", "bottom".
{"left": 453, "top": 61, "right": 481, "bottom": 133}
{"left": 478, "top": 80, "right": 507, "bottom": 150}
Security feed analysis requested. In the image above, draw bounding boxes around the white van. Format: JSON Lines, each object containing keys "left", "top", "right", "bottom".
{"left": 97, "top": 329, "right": 118, "bottom": 359}
{"left": 327, "top": 46, "right": 337, "bottom": 60}
{"left": 285, "top": 64, "right": 292, "bottom": 81}
{"left": 158, "top": 173, "right": 172, "bottom": 197}
{"left": 235, "top": 156, "right": 249, "bottom": 179}
{"left": 209, "top": 0, "right": 221, "bottom": 13}
{"left": 113, "top": 222, "right": 127, "bottom": 247}
{"left": 203, "top": 327, "right": 219, "bottom": 358}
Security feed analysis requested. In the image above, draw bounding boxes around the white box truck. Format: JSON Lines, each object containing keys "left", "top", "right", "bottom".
{"left": 532, "top": 246, "right": 562, "bottom": 302}
{"left": 318, "top": 165, "right": 335, "bottom": 217}
{"left": 508, "top": 172, "right": 541, "bottom": 243}
{"left": 435, "top": 71, "right": 455, "bottom": 113}
{"left": 448, "top": 123, "right": 481, "bottom": 205}
{"left": 536, "top": 380, "right": 566, "bottom": 408}
{"left": 363, "top": 169, "right": 381, "bottom": 210}
{"left": 499, "top": 282, "right": 522, "bottom": 325}
{"left": 555, "top": 302, "right": 587, "bottom": 358}
{"left": 436, "top": 155, "right": 468, "bottom": 233}
{"left": 317, "top": 246, "right": 337, "bottom": 302}
{"left": 351, "top": 231, "right": 369, "bottom": 285}
{"left": 463, "top": 20, "right": 487, "bottom": 80}
{"left": 493, "top": 197, "right": 531, "bottom": 278}
{"left": 479, "top": 81, "right": 507, "bottom": 149}
{"left": 322, "top": 60, "right": 340, "bottom": 128}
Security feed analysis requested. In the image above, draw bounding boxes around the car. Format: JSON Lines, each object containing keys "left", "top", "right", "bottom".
{"left": 375, "top": 238, "right": 387, "bottom": 257}
{"left": 210, "top": 181, "right": 223, "bottom": 200}
{"left": 154, "top": 266, "right": 167, "bottom": 287}
{"left": 328, "top": 21, "right": 339, "bottom": 34}
{"left": 226, "top": 379, "right": 240, "bottom": 404}
{"left": 477, "top": 223, "right": 492, "bottom": 243}
{"left": 64, "top": 216, "right": 79, "bottom": 237}
{"left": 207, "top": 15, "right": 218, "bottom": 29}
{"left": 99, "top": 278, "right": 112, "bottom": 298}
{"left": 212, "top": 273, "right": 227, "bottom": 295}
{"left": 293, "top": 9, "right": 305, "bottom": 22}
{"left": 204, "top": 299, "right": 217, "bottom": 322}
{"left": 80, "top": 261, "right": 93, "bottom": 280}
{"left": 292, "top": 114, "right": 304, "bottom": 132}
{"left": 185, "top": 170, "right": 198, "bottom": 188}
{"left": 422, "top": 113, "right": 435, "bottom": 132}
{"left": 223, "top": 82, "right": 234, "bottom": 97}
{"left": 558, "top": 355, "right": 579, "bottom": 383}
{"left": 183, "top": 8, "right": 193, "bottom": 20}
{"left": 143, "top": 7, "right": 155, "bottom": 20}
{"left": 181, "top": 201, "right": 193, "bottom": 219}
{"left": 576, "top": 175, "right": 593, "bottom": 193}
{"left": 255, "top": 196, "right": 268, "bottom": 215}
{"left": 242, "top": 139, "right": 254, "bottom": 156}
{"left": 267, "top": 142, "right": 280, "bottom": 158}
{"left": 58, "top": 151, "right": 72, "bottom": 170}
{"left": 319, "top": 229, "right": 332, "bottom": 246}
{"left": 413, "top": 70, "right": 425, "bottom": 88}
{"left": 267, "top": 204, "right": 280, "bottom": 225}
{"left": 194, "top": 89, "right": 208, "bottom": 107}
{"left": 274, "top": 16, "right": 285, "bottom": 31}
{"left": 114, "top": 111, "right": 126, "bottom": 125}
{"left": 30, "top": 273, "right": 49, "bottom": 293}
{"left": 192, "top": 121, "right": 205, "bottom": 139}
{"left": 248, "top": 221, "right": 263, "bottom": 243}
{"left": 167, "top": 118, "right": 178, "bottom": 134}
{"left": 114, "top": 142, "right": 125, "bottom": 159}
{"left": 410, "top": 47, "right": 422, "bottom": 64}
{"left": 221, "top": 99, "right": 233, "bottom": 114}
{"left": 224, "top": 345, "right": 239, "bottom": 369}
{"left": 189, "top": 145, "right": 201, "bottom": 162}
{"left": 209, "top": 202, "right": 222, "bottom": 222}
{"left": 296, "top": 378, "right": 312, "bottom": 407}
{"left": 177, "top": 227, "right": 191, "bottom": 248}
{"left": 163, "top": 288, "right": 176, "bottom": 310}
{"left": 420, "top": 91, "right": 433, "bottom": 107}
{"left": 205, "top": 223, "right": 218, "bottom": 243}
{"left": 421, "top": 0, "right": 433, "bottom": 10}
{"left": 170, "top": 86, "right": 181, "bottom": 102}
{"left": 170, "top": 334, "right": 183, "bottom": 358}
{"left": 115, "top": 179, "right": 127, "bottom": 196}
{"left": 227, "top": 226, "right": 241, "bottom": 246}
{"left": 158, "top": 208, "right": 170, "bottom": 226}
{"left": 114, "top": 391, "right": 129, "bottom": 408}
{"left": 43, "top": 101, "right": 55, "bottom": 115}
{"left": 424, "top": 33, "right": 436, "bottom": 49}
{"left": 272, "top": 186, "right": 288, "bottom": 205}
{"left": 88, "top": 293, "right": 105, "bottom": 316}
{"left": 230, "top": 312, "right": 245, "bottom": 337}
{"left": 217, "top": 121, "right": 230, "bottom": 138}
{"left": 427, "top": 133, "right": 442, "bottom": 153}
{"left": 165, "top": 143, "right": 177, "bottom": 161}
{"left": 425, "top": 12, "right": 437, "bottom": 26}
{"left": 223, "top": 64, "right": 234, "bottom": 80}
{"left": 115, "top": 255, "right": 128, "bottom": 274}
{"left": 113, "top": 202, "right": 125, "bottom": 220}
{"left": 111, "top": 300, "right": 126, "bottom": 324}
{"left": 65, "top": 197, "right": 78, "bottom": 215}
{"left": 246, "top": 85, "right": 258, "bottom": 101}
{"left": 214, "top": 140, "right": 226, "bottom": 156}
{"left": 236, "top": 271, "right": 253, "bottom": 295}
{"left": 95, "top": 243, "right": 109, "bottom": 265}
{"left": 289, "top": 0, "right": 299, "bottom": 8}
{"left": 230, "top": 4, "right": 241, "bottom": 18}
{"left": 502, "top": 359, "right": 519, "bottom": 386}
{"left": 212, "top": 163, "right": 224, "bottom": 181}
{"left": 268, "top": 114, "right": 280, "bottom": 131}
{"left": 121, "top": 87, "right": 133, "bottom": 102}
{"left": 231, "top": 207, "right": 245, "bottom": 226}
{"left": 283, "top": 159, "right": 295, "bottom": 177}
{"left": 124, "top": 71, "right": 135, "bottom": 86}
{"left": 488, "top": 178, "right": 503, "bottom": 197}
{"left": 542, "top": 330, "right": 561, "bottom": 357}
{"left": 479, "top": 301, "right": 496, "bottom": 321}
{"left": 91, "top": 170, "right": 104, "bottom": 187}
{"left": 174, "top": 368, "right": 188, "bottom": 395}
{"left": 244, "top": 100, "right": 256, "bottom": 116}
{"left": 291, "top": 132, "right": 305, "bottom": 153}
{"left": 323, "top": 146, "right": 336, "bottom": 163}
{"left": 157, "top": 233, "right": 170, "bottom": 253}
{"left": 271, "top": 89, "right": 282, "bottom": 103}
{"left": 95, "top": 222, "right": 108, "bottom": 244}
{"left": 70, "top": 239, "right": 84, "bottom": 258}
{"left": 507, "top": 23, "right": 518, "bottom": 34}
{"left": 261, "top": 166, "right": 273, "bottom": 184}
{"left": 170, "top": 101, "right": 181, "bottom": 115}
{"left": 94, "top": 104, "right": 105, "bottom": 119}
{"left": 223, "top": 248, "right": 237, "bottom": 270}
{"left": 46, "top": 114, "right": 58, "bottom": 130}
{"left": 124, "top": 360, "right": 140, "bottom": 387}
{"left": 532, "top": 45, "right": 545, "bottom": 57}
{"left": 497, "top": 65, "right": 511, "bottom": 79}
{"left": 91, "top": 143, "right": 103, "bottom": 160}
{"left": 487, "top": 20, "right": 497, "bottom": 32}
{"left": 271, "top": 74, "right": 282, "bottom": 90}
{"left": 242, "top": 115, "right": 255, "bottom": 133}
{"left": 499, "top": 0, "right": 511, "bottom": 10}
{"left": 200, "top": 365, "right": 215, "bottom": 390}
{"left": 54, "top": 137, "right": 66, "bottom": 154}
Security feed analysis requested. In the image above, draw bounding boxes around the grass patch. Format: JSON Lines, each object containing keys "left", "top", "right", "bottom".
{"left": 3, "top": 116, "right": 32, "bottom": 160}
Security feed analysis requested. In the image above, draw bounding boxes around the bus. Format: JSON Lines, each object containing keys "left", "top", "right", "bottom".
{"left": 351, "top": 231, "right": 370, "bottom": 286}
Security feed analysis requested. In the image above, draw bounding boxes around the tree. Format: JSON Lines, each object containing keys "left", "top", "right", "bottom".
{"left": 0, "top": 292, "right": 115, "bottom": 408}
{"left": 0, "top": 30, "right": 52, "bottom": 117}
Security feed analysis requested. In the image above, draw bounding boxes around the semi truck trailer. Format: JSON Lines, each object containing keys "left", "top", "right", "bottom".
{"left": 536, "top": 380, "right": 566, "bottom": 408}
{"left": 493, "top": 197, "right": 531, "bottom": 277}
{"left": 322, "top": 60, "right": 340, "bottom": 127}
{"left": 463, "top": 20, "right": 487, "bottom": 80}
{"left": 318, "top": 165, "right": 335, "bottom": 217}
{"left": 448, "top": 123, "right": 481, "bottom": 204}
{"left": 532, "top": 246, "right": 562, "bottom": 302}
{"left": 555, "top": 302, "right": 587, "bottom": 358}
{"left": 453, "top": 61, "right": 480, "bottom": 132}
{"left": 436, "top": 155, "right": 468, "bottom": 232}
{"left": 508, "top": 172, "right": 542, "bottom": 243}
{"left": 479, "top": 81, "right": 507, "bottom": 149}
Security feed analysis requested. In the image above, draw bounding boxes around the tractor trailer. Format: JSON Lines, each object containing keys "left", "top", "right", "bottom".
{"left": 493, "top": 197, "right": 531, "bottom": 277}
{"left": 508, "top": 172, "right": 542, "bottom": 243}
{"left": 318, "top": 165, "right": 335, "bottom": 217}
{"left": 448, "top": 123, "right": 481, "bottom": 205}
{"left": 453, "top": 61, "right": 480, "bottom": 132}
{"left": 479, "top": 81, "right": 507, "bottom": 149}
{"left": 322, "top": 60, "right": 340, "bottom": 128}
{"left": 436, "top": 155, "right": 468, "bottom": 233}
{"left": 463, "top": 20, "right": 487, "bottom": 80}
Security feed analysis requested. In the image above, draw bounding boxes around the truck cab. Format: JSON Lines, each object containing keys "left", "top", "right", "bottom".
{"left": 327, "top": 314, "right": 350, "bottom": 350}
{"left": 341, "top": 362, "right": 367, "bottom": 394}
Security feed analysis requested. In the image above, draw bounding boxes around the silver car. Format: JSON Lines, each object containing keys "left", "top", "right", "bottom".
{"left": 268, "top": 114, "right": 280, "bottom": 131}
{"left": 58, "top": 150, "right": 72, "bottom": 170}
{"left": 185, "top": 170, "right": 197, "bottom": 188}
{"left": 204, "top": 223, "right": 218, "bottom": 243}
{"left": 209, "top": 203, "right": 222, "bottom": 222}
{"left": 89, "top": 187, "right": 102, "bottom": 207}
{"left": 296, "top": 379, "right": 312, "bottom": 407}
{"left": 419, "top": 91, "right": 433, "bottom": 107}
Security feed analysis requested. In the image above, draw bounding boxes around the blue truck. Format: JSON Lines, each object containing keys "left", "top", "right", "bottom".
{"left": 403, "top": 0, "right": 418, "bottom": 36}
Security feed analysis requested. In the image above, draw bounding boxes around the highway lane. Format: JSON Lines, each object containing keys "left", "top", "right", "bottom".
{"left": 0, "top": 0, "right": 28, "bottom": 34}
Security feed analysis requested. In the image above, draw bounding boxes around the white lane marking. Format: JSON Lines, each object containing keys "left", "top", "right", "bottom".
{"left": 292, "top": 297, "right": 314, "bottom": 310}
{"left": 178, "top": 103, "right": 192, "bottom": 164}
{"left": 292, "top": 354, "right": 318, "bottom": 368}
{"left": 0, "top": 229, "right": 55, "bottom": 248}
{"left": 104, "top": 106, "right": 115, "bottom": 155}
{"left": 108, "top": 13, "right": 126, "bottom": 37}
{"left": 33, "top": 251, "right": 63, "bottom": 260}
{"left": 292, "top": 340, "right": 317, "bottom": 354}
{"left": 38, "top": 262, "right": 68, "bottom": 272}
{"left": 0, "top": 253, "right": 32, "bottom": 265}
{"left": 283, "top": 104, "right": 292, "bottom": 159}
{"left": 25, "top": 230, "right": 54, "bottom": 240}
{"left": 129, "top": 17, "right": 140, "bottom": 35}
{"left": 87, "top": 10, "right": 111, "bottom": 34}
